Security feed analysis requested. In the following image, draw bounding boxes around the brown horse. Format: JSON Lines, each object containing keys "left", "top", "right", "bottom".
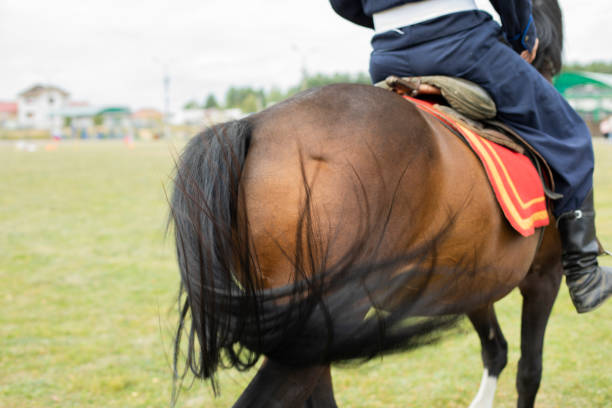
{"left": 170, "top": 2, "right": 565, "bottom": 408}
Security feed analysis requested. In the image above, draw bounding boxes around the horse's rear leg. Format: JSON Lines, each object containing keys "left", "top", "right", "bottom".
{"left": 467, "top": 304, "right": 508, "bottom": 408}
{"left": 516, "top": 259, "right": 563, "bottom": 408}
{"left": 304, "top": 366, "right": 338, "bottom": 408}
{"left": 232, "top": 359, "right": 337, "bottom": 408}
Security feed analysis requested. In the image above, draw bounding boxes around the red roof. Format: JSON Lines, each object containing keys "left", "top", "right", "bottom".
{"left": 0, "top": 102, "right": 17, "bottom": 114}
{"left": 68, "top": 101, "right": 90, "bottom": 107}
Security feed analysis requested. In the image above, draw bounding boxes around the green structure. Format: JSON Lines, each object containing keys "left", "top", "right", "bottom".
{"left": 56, "top": 105, "right": 132, "bottom": 138}
{"left": 554, "top": 71, "right": 612, "bottom": 122}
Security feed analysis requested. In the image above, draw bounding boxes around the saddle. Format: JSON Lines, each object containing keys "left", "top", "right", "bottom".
{"left": 376, "top": 75, "right": 559, "bottom": 200}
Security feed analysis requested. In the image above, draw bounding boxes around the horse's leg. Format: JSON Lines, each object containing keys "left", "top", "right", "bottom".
{"left": 516, "top": 234, "right": 563, "bottom": 408}
{"left": 467, "top": 304, "right": 508, "bottom": 408}
{"left": 232, "top": 359, "right": 332, "bottom": 408}
{"left": 303, "top": 366, "right": 338, "bottom": 408}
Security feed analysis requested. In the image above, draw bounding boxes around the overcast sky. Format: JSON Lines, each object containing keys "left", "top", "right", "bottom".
{"left": 1, "top": 0, "right": 611, "bottom": 111}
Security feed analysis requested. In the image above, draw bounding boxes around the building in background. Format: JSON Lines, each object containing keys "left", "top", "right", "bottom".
{"left": 554, "top": 72, "right": 612, "bottom": 135}
{"left": 131, "top": 108, "right": 163, "bottom": 128}
{"left": 56, "top": 105, "right": 131, "bottom": 139}
{"left": 17, "top": 85, "right": 69, "bottom": 129}
{"left": 0, "top": 101, "right": 18, "bottom": 129}
{"left": 131, "top": 108, "right": 163, "bottom": 140}
{"left": 5, "top": 83, "right": 250, "bottom": 139}
{"left": 171, "top": 107, "right": 244, "bottom": 126}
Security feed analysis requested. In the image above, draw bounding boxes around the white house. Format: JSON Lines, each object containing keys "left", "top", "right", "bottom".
{"left": 17, "top": 84, "right": 70, "bottom": 129}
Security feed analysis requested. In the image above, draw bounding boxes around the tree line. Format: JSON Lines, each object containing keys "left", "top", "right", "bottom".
{"left": 184, "top": 72, "right": 371, "bottom": 113}
{"left": 184, "top": 61, "right": 612, "bottom": 113}
{"left": 563, "top": 61, "right": 612, "bottom": 75}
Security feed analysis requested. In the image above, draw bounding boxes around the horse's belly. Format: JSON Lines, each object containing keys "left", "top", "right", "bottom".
{"left": 410, "top": 121, "right": 541, "bottom": 312}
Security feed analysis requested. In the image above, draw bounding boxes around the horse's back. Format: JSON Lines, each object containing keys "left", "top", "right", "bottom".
{"left": 242, "top": 84, "right": 440, "bottom": 286}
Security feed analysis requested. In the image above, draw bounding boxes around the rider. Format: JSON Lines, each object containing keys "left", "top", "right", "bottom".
{"left": 329, "top": 0, "right": 612, "bottom": 313}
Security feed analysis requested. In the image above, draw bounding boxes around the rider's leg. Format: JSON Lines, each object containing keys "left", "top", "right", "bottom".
{"left": 459, "top": 25, "right": 612, "bottom": 313}
{"left": 369, "top": 11, "right": 612, "bottom": 313}
{"left": 556, "top": 190, "right": 612, "bottom": 312}
{"left": 447, "top": 33, "right": 612, "bottom": 313}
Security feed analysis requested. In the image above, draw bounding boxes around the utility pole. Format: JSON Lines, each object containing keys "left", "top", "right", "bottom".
{"left": 153, "top": 57, "right": 172, "bottom": 139}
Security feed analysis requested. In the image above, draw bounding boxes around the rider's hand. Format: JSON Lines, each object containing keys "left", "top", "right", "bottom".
{"left": 520, "top": 38, "right": 539, "bottom": 64}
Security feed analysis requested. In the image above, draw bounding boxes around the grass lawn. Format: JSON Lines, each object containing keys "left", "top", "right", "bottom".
{"left": 1, "top": 138, "right": 611, "bottom": 407}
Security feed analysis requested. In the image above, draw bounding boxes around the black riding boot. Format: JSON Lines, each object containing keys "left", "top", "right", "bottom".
{"left": 558, "top": 190, "right": 612, "bottom": 313}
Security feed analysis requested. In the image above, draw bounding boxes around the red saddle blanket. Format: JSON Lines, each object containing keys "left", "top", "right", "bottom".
{"left": 405, "top": 96, "right": 549, "bottom": 237}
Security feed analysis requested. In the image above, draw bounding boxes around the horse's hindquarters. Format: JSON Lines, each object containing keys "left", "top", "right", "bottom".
{"left": 244, "top": 84, "right": 541, "bottom": 312}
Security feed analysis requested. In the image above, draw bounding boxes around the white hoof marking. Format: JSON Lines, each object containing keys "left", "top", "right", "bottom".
{"left": 468, "top": 369, "right": 498, "bottom": 408}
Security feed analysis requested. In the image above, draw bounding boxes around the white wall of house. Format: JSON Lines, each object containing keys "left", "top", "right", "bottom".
{"left": 171, "top": 108, "right": 206, "bottom": 126}
{"left": 17, "top": 88, "right": 69, "bottom": 129}
{"left": 171, "top": 108, "right": 245, "bottom": 126}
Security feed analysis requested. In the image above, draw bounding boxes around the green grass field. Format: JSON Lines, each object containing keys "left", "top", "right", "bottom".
{"left": 1, "top": 139, "right": 611, "bottom": 407}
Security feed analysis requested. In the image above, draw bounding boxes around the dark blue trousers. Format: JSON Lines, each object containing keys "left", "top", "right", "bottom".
{"left": 369, "top": 11, "right": 594, "bottom": 216}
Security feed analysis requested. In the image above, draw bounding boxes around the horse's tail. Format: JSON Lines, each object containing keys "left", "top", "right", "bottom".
{"left": 170, "top": 119, "right": 461, "bottom": 394}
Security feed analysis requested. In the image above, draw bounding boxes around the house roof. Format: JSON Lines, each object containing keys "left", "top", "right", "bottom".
{"left": 0, "top": 101, "right": 18, "bottom": 114}
{"left": 554, "top": 72, "right": 612, "bottom": 94}
{"left": 132, "top": 108, "right": 163, "bottom": 119}
{"left": 18, "top": 84, "right": 70, "bottom": 98}
{"left": 57, "top": 105, "right": 131, "bottom": 117}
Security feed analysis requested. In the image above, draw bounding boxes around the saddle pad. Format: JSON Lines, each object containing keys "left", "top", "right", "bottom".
{"left": 405, "top": 96, "right": 549, "bottom": 237}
